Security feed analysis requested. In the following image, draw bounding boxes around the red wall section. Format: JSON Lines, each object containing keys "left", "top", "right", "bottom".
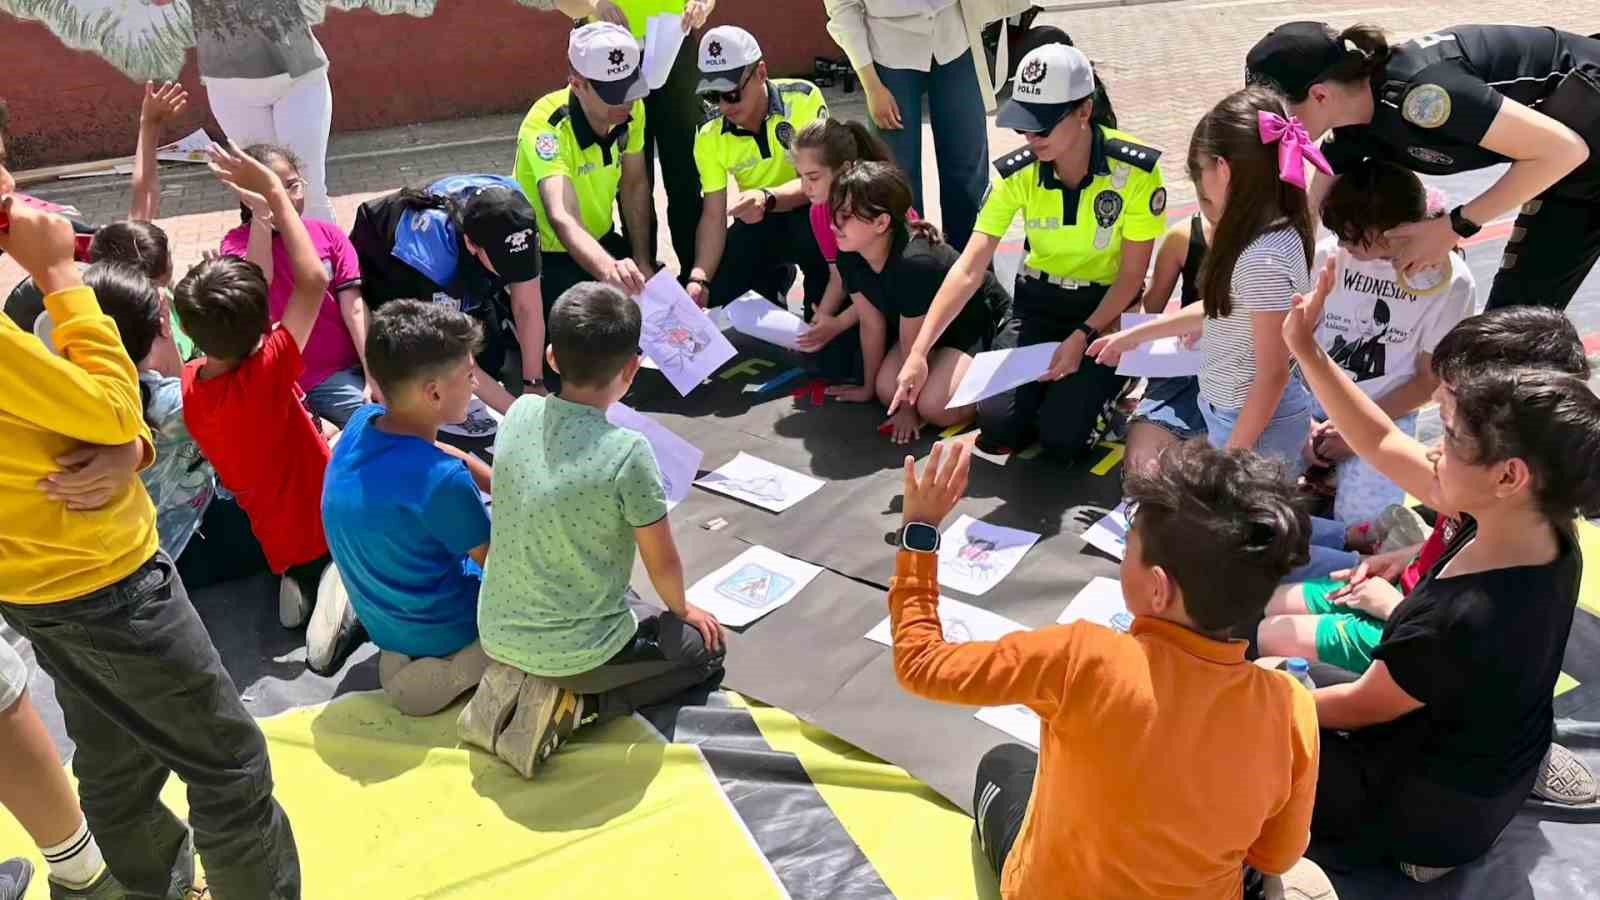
{"left": 0, "top": 0, "right": 838, "bottom": 169}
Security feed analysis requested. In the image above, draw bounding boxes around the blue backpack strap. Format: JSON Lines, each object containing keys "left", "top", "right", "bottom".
{"left": 392, "top": 207, "right": 461, "bottom": 289}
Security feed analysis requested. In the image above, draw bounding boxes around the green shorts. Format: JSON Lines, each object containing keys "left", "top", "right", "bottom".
{"left": 1301, "top": 579, "right": 1386, "bottom": 675}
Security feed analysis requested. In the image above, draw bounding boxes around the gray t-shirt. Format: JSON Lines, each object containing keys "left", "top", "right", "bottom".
{"left": 479, "top": 395, "right": 669, "bottom": 677}
{"left": 193, "top": 0, "right": 327, "bottom": 80}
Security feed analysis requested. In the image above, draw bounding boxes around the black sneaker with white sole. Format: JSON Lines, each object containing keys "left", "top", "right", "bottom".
{"left": 306, "top": 564, "right": 367, "bottom": 676}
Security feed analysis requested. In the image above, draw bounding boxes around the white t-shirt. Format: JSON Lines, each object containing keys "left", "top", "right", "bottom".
{"left": 1312, "top": 236, "right": 1477, "bottom": 405}
{"left": 1199, "top": 226, "right": 1311, "bottom": 410}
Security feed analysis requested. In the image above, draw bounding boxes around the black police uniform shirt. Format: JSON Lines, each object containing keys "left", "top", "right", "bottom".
{"left": 1361, "top": 516, "right": 1580, "bottom": 796}
{"left": 834, "top": 226, "right": 1008, "bottom": 354}
{"left": 1323, "top": 25, "right": 1600, "bottom": 184}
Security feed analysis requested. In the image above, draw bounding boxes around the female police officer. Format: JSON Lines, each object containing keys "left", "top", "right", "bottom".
{"left": 1247, "top": 22, "right": 1600, "bottom": 311}
{"left": 892, "top": 38, "right": 1166, "bottom": 461}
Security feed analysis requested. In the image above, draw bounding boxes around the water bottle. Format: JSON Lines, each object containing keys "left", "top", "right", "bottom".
{"left": 1286, "top": 657, "right": 1316, "bottom": 691}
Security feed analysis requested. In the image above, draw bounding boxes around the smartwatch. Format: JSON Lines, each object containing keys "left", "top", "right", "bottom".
{"left": 762, "top": 189, "right": 777, "bottom": 213}
{"left": 523, "top": 377, "right": 542, "bottom": 390}
{"left": 900, "top": 522, "right": 941, "bottom": 554}
{"left": 1448, "top": 205, "right": 1482, "bottom": 239}
{"left": 1073, "top": 322, "right": 1100, "bottom": 342}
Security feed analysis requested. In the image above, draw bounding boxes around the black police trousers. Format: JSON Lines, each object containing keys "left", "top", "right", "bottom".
{"left": 976, "top": 277, "right": 1126, "bottom": 460}
{"left": 706, "top": 207, "right": 830, "bottom": 314}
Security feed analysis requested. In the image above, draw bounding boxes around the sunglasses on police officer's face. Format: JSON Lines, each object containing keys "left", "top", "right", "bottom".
{"left": 701, "top": 66, "right": 757, "bottom": 106}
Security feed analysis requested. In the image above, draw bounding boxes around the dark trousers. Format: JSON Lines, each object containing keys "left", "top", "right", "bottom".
{"left": 176, "top": 495, "right": 270, "bottom": 591}
{"left": 976, "top": 278, "right": 1127, "bottom": 460}
{"left": 637, "top": 40, "right": 704, "bottom": 270}
{"left": 0, "top": 554, "right": 300, "bottom": 900}
{"left": 541, "top": 231, "right": 633, "bottom": 313}
{"left": 547, "top": 594, "right": 725, "bottom": 723}
{"left": 1485, "top": 193, "right": 1600, "bottom": 312}
{"left": 974, "top": 742, "right": 1268, "bottom": 898}
{"left": 707, "top": 208, "right": 830, "bottom": 313}
{"left": 1312, "top": 728, "right": 1537, "bottom": 868}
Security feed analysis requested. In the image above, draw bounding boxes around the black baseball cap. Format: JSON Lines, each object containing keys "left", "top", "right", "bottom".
{"left": 1246, "top": 21, "right": 1344, "bottom": 98}
{"left": 461, "top": 187, "right": 541, "bottom": 283}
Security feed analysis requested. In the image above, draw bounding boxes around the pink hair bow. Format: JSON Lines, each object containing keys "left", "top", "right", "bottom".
{"left": 1257, "top": 111, "right": 1333, "bottom": 191}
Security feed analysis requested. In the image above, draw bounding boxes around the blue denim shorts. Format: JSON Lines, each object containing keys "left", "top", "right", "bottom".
{"left": 0, "top": 636, "right": 27, "bottom": 712}
{"left": 1131, "top": 376, "right": 1206, "bottom": 439}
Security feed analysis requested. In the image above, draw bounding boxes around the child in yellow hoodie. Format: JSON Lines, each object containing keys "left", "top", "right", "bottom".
{"left": 0, "top": 145, "right": 301, "bottom": 897}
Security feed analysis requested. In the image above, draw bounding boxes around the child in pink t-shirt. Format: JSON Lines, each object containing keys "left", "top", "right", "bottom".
{"left": 221, "top": 143, "right": 369, "bottom": 427}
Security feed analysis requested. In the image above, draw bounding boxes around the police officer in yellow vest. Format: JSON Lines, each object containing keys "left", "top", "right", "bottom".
{"left": 892, "top": 39, "right": 1167, "bottom": 461}
{"left": 684, "top": 26, "right": 831, "bottom": 309}
{"left": 514, "top": 22, "right": 654, "bottom": 318}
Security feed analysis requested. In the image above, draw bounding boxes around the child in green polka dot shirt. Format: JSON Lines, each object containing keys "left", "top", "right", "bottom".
{"left": 460, "top": 283, "right": 727, "bottom": 777}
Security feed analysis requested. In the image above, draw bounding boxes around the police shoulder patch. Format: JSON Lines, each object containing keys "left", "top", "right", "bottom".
{"left": 1149, "top": 186, "right": 1167, "bottom": 216}
{"left": 1104, "top": 138, "right": 1162, "bottom": 172}
{"left": 534, "top": 132, "right": 560, "bottom": 162}
{"left": 994, "top": 148, "right": 1038, "bottom": 179}
{"left": 1401, "top": 83, "right": 1452, "bottom": 129}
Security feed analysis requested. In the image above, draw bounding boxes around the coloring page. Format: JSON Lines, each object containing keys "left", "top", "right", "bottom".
{"left": 694, "top": 452, "right": 824, "bottom": 513}
{"left": 1113, "top": 313, "right": 1204, "bottom": 378}
{"left": 864, "top": 596, "right": 1029, "bottom": 647}
{"left": 937, "top": 515, "right": 1041, "bottom": 596}
{"left": 636, "top": 271, "right": 736, "bottom": 396}
{"left": 946, "top": 342, "right": 1059, "bottom": 409}
{"left": 437, "top": 397, "right": 499, "bottom": 439}
{"left": 1057, "top": 577, "right": 1133, "bottom": 632}
{"left": 687, "top": 546, "right": 823, "bottom": 627}
{"left": 725, "top": 293, "right": 808, "bottom": 351}
{"left": 606, "top": 403, "right": 702, "bottom": 510}
{"left": 975, "top": 705, "right": 1041, "bottom": 749}
{"left": 1082, "top": 502, "right": 1129, "bottom": 561}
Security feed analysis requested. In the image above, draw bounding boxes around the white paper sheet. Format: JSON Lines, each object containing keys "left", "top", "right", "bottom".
{"left": 686, "top": 545, "right": 822, "bottom": 627}
{"left": 864, "top": 595, "right": 1029, "bottom": 647}
{"left": 636, "top": 270, "right": 737, "bottom": 396}
{"left": 1114, "top": 312, "right": 1205, "bottom": 378}
{"left": 938, "top": 515, "right": 1041, "bottom": 596}
{"left": 438, "top": 397, "right": 500, "bottom": 439}
{"left": 975, "top": 705, "right": 1041, "bottom": 749}
{"left": 607, "top": 402, "right": 702, "bottom": 509}
{"left": 946, "top": 342, "right": 1060, "bottom": 409}
{"left": 156, "top": 128, "right": 213, "bottom": 163}
{"left": 725, "top": 293, "right": 808, "bottom": 351}
{"left": 693, "top": 452, "right": 824, "bottom": 512}
{"left": 642, "top": 13, "right": 687, "bottom": 91}
{"left": 1057, "top": 576, "right": 1134, "bottom": 632}
{"left": 1081, "top": 501, "right": 1130, "bottom": 561}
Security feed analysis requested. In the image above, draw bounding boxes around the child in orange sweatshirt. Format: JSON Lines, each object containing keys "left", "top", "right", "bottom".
{"left": 889, "top": 441, "right": 1324, "bottom": 899}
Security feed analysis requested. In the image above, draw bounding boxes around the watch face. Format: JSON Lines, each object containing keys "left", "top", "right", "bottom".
{"left": 902, "top": 522, "right": 940, "bottom": 553}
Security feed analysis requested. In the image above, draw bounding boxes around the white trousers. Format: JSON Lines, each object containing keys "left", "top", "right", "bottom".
{"left": 204, "top": 66, "right": 336, "bottom": 224}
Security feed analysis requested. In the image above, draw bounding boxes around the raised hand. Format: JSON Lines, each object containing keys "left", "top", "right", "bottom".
{"left": 205, "top": 141, "right": 282, "bottom": 199}
{"left": 901, "top": 441, "right": 972, "bottom": 531}
{"left": 1282, "top": 256, "right": 1335, "bottom": 358}
{"left": 140, "top": 80, "right": 189, "bottom": 127}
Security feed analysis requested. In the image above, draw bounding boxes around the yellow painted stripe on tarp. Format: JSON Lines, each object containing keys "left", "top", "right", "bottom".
{"left": 737, "top": 698, "right": 1001, "bottom": 900}
{"left": 2, "top": 695, "right": 784, "bottom": 900}
{"left": 1557, "top": 672, "right": 1580, "bottom": 697}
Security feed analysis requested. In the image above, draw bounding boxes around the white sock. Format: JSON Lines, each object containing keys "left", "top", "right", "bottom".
{"left": 41, "top": 819, "right": 104, "bottom": 889}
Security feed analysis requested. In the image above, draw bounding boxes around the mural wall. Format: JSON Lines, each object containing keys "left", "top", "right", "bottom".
{"left": 0, "top": 0, "right": 837, "bottom": 167}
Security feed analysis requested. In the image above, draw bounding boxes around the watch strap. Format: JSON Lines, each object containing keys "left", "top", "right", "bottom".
{"left": 1448, "top": 205, "right": 1482, "bottom": 238}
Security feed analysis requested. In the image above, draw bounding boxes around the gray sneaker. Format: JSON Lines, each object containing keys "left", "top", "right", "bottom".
{"left": 1263, "top": 858, "right": 1337, "bottom": 900}
{"left": 495, "top": 678, "right": 581, "bottom": 779}
{"left": 278, "top": 575, "right": 311, "bottom": 629}
{"left": 1533, "top": 742, "right": 1599, "bottom": 805}
{"left": 457, "top": 662, "right": 527, "bottom": 754}
{"left": 1398, "top": 862, "right": 1454, "bottom": 883}
{"left": 0, "top": 859, "right": 32, "bottom": 900}
{"left": 47, "top": 867, "right": 124, "bottom": 899}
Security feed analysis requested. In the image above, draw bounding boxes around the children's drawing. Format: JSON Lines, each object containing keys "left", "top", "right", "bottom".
{"left": 1109, "top": 611, "right": 1134, "bottom": 633}
{"left": 936, "top": 515, "right": 1041, "bottom": 596}
{"left": 694, "top": 452, "right": 823, "bottom": 513}
{"left": 715, "top": 564, "right": 796, "bottom": 609}
{"left": 636, "top": 271, "right": 736, "bottom": 396}
{"left": 864, "top": 596, "right": 1027, "bottom": 648}
{"left": 1081, "top": 501, "right": 1130, "bottom": 561}
{"left": 941, "top": 619, "right": 974, "bottom": 644}
{"left": 1057, "top": 577, "right": 1133, "bottom": 631}
{"left": 688, "top": 546, "right": 822, "bottom": 627}
{"left": 642, "top": 307, "right": 715, "bottom": 372}
{"left": 437, "top": 398, "right": 498, "bottom": 439}
{"left": 606, "top": 402, "right": 702, "bottom": 510}
{"left": 709, "top": 474, "right": 786, "bottom": 505}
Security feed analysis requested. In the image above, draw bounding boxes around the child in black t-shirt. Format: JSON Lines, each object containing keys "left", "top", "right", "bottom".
{"left": 826, "top": 162, "right": 1009, "bottom": 444}
{"left": 1282, "top": 261, "right": 1600, "bottom": 880}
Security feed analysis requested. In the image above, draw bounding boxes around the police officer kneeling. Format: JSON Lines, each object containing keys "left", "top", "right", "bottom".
{"left": 684, "top": 26, "right": 830, "bottom": 310}
{"left": 894, "top": 40, "right": 1167, "bottom": 461}
{"left": 515, "top": 22, "right": 656, "bottom": 310}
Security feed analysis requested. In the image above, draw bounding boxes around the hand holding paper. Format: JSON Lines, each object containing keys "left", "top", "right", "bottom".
{"left": 945, "top": 343, "right": 1060, "bottom": 409}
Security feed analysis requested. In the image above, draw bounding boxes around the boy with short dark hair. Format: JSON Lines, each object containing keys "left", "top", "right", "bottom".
{"left": 891, "top": 440, "right": 1324, "bottom": 899}
{"left": 175, "top": 143, "right": 338, "bottom": 669}
{"left": 461, "top": 282, "right": 726, "bottom": 777}
{"left": 322, "top": 300, "right": 495, "bottom": 716}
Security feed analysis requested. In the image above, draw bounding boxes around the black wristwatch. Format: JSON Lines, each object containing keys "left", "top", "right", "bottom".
{"left": 523, "top": 377, "right": 542, "bottom": 390}
{"left": 762, "top": 189, "right": 777, "bottom": 213}
{"left": 899, "top": 522, "right": 941, "bottom": 554}
{"left": 1073, "top": 322, "right": 1100, "bottom": 342}
{"left": 1448, "top": 205, "right": 1482, "bottom": 239}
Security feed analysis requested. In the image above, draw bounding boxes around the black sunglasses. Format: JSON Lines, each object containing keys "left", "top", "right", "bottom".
{"left": 701, "top": 66, "right": 757, "bottom": 105}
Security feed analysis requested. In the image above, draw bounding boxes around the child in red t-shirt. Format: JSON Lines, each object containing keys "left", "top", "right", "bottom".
{"left": 175, "top": 143, "right": 339, "bottom": 671}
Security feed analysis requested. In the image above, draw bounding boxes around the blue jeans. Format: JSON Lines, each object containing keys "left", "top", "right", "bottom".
{"left": 305, "top": 366, "right": 366, "bottom": 428}
{"left": 872, "top": 51, "right": 989, "bottom": 251}
{"left": 1288, "top": 517, "right": 1361, "bottom": 582}
{"left": 1200, "top": 379, "right": 1314, "bottom": 477}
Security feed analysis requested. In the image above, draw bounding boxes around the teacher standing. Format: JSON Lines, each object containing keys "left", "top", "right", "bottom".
{"left": 1246, "top": 22, "right": 1600, "bottom": 311}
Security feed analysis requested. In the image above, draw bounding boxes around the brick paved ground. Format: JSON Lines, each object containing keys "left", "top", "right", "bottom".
{"left": 5, "top": 1, "right": 1596, "bottom": 311}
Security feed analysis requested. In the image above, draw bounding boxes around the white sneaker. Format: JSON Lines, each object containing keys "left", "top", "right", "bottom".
{"left": 1533, "top": 742, "right": 1599, "bottom": 805}
{"left": 306, "top": 564, "right": 366, "bottom": 676}
{"left": 278, "top": 574, "right": 311, "bottom": 629}
{"left": 1263, "top": 857, "right": 1337, "bottom": 900}
{"left": 457, "top": 662, "right": 526, "bottom": 754}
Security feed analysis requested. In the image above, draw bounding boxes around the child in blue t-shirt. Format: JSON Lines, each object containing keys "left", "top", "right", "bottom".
{"left": 322, "top": 300, "right": 495, "bottom": 715}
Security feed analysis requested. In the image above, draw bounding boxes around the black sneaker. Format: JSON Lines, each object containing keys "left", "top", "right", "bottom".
{"left": 306, "top": 565, "right": 367, "bottom": 676}
{"left": 46, "top": 866, "right": 124, "bottom": 899}
{"left": 0, "top": 859, "right": 31, "bottom": 900}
